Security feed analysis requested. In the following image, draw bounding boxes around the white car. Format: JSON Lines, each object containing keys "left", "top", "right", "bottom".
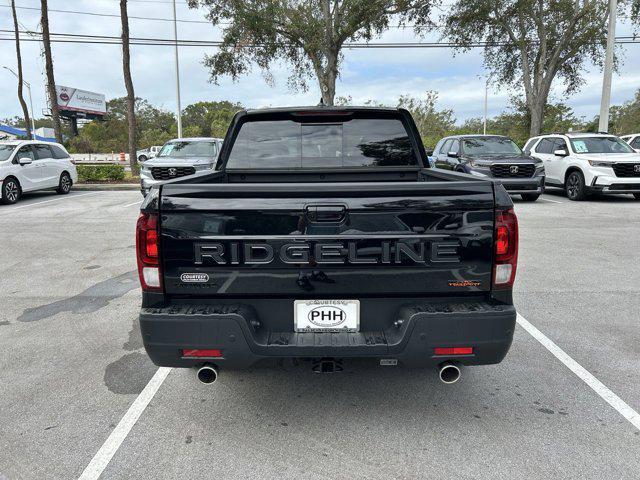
{"left": 137, "top": 145, "right": 162, "bottom": 163}
{"left": 0, "top": 140, "right": 78, "bottom": 205}
{"left": 620, "top": 134, "right": 640, "bottom": 152}
{"left": 140, "top": 137, "right": 222, "bottom": 196}
{"left": 524, "top": 133, "right": 640, "bottom": 201}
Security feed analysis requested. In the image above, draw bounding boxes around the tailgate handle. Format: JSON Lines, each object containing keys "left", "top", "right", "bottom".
{"left": 306, "top": 205, "right": 347, "bottom": 222}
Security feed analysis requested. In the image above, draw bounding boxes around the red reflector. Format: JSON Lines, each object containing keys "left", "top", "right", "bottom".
{"left": 434, "top": 347, "right": 473, "bottom": 355}
{"left": 182, "top": 349, "right": 223, "bottom": 358}
{"left": 496, "top": 225, "right": 509, "bottom": 255}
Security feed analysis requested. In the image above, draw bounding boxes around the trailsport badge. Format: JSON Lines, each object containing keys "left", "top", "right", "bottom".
{"left": 180, "top": 273, "right": 209, "bottom": 283}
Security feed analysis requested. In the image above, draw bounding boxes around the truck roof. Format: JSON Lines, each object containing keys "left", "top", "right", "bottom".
{"left": 243, "top": 105, "right": 401, "bottom": 115}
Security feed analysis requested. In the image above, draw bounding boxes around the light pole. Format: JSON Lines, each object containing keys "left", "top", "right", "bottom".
{"left": 598, "top": 0, "right": 617, "bottom": 133}
{"left": 483, "top": 80, "right": 488, "bottom": 135}
{"left": 3, "top": 65, "right": 36, "bottom": 135}
{"left": 172, "top": 0, "right": 183, "bottom": 138}
{"left": 478, "top": 75, "right": 489, "bottom": 134}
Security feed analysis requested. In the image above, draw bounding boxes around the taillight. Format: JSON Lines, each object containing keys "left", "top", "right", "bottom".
{"left": 493, "top": 208, "right": 518, "bottom": 289}
{"left": 136, "top": 212, "right": 162, "bottom": 291}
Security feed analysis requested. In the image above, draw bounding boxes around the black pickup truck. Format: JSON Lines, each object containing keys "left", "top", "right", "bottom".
{"left": 136, "top": 107, "right": 519, "bottom": 384}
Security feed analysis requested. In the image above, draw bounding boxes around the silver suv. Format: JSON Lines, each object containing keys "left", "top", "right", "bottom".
{"left": 140, "top": 137, "right": 223, "bottom": 196}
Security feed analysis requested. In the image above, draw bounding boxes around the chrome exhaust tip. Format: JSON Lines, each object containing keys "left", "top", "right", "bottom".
{"left": 196, "top": 364, "right": 218, "bottom": 384}
{"left": 438, "top": 362, "right": 461, "bottom": 384}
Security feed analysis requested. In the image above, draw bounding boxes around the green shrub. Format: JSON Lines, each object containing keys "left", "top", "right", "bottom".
{"left": 77, "top": 164, "right": 126, "bottom": 182}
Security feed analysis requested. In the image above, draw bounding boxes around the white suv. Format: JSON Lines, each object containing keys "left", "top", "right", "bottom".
{"left": 621, "top": 134, "right": 640, "bottom": 152}
{"left": 0, "top": 140, "right": 78, "bottom": 205}
{"left": 524, "top": 133, "right": 640, "bottom": 201}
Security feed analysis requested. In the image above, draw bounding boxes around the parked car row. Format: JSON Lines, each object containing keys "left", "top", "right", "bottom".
{"left": 0, "top": 140, "right": 77, "bottom": 205}
{"left": 3, "top": 128, "right": 638, "bottom": 205}
{"left": 430, "top": 132, "right": 640, "bottom": 201}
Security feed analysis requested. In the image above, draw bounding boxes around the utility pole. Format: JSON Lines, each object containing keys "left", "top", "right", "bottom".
{"left": 172, "top": 0, "right": 183, "bottom": 138}
{"left": 598, "top": 0, "right": 617, "bottom": 133}
{"left": 3, "top": 66, "right": 36, "bottom": 135}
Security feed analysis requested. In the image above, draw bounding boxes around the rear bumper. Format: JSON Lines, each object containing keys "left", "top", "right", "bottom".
{"left": 140, "top": 301, "right": 516, "bottom": 369}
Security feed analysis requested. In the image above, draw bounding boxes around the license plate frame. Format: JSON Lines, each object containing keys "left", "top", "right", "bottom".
{"left": 294, "top": 299, "right": 360, "bottom": 333}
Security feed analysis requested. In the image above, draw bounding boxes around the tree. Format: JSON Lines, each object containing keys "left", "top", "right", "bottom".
{"left": 40, "top": 0, "right": 62, "bottom": 143}
{"left": 120, "top": 0, "right": 138, "bottom": 175}
{"left": 586, "top": 88, "right": 640, "bottom": 134}
{"left": 182, "top": 101, "right": 243, "bottom": 137}
{"left": 438, "top": 0, "right": 614, "bottom": 137}
{"left": 11, "top": 1, "right": 31, "bottom": 139}
{"left": 612, "top": 89, "right": 640, "bottom": 134}
{"left": 397, "top": 91, "right": 456, "bottom": 149}
{"left": 188, "top": 1, "right": 432, "bottom": 105}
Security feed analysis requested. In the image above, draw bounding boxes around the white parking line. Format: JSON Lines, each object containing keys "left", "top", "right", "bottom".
{"left": 77, "top": 313, "right": 640, "bottom": 479}
{"left": 539, "top": 197, "right": 564, "bottom": 204}
{"left": 0, "top": 192, "right": 101, "bottom": 213}
{"left": 517, "top": 314, "right": 640, "bottom": 431}
{"left": 120, "top": 201, "right": 142, "bottom": 208}
{"left": 78, "top": 367, "right": 172, "bottom": 480}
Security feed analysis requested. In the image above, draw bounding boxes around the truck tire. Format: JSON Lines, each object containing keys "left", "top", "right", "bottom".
{"left": 634, "top": 193, "right": 640, "bottom": 200}
{"left": 57, "top": 172, "right": 72, "bottom": 194}
{"left": 521, "top": 193, "right": 540, "bottom": 202}
{"left": 2, "top": 177, "right": 21, "bottom": 204}
{"left": 565, "top": 171, "right": 587, "bottom": 201}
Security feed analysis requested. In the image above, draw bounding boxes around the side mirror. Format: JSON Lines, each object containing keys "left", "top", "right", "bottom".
{"left": 447, "top": 151, "right": 459, "bottom": 158}
{"left": 553, "top": 149, "right": 568, "bottom": 157}
{"left": 18, "top": 157, "right": 33, "bottom": 165}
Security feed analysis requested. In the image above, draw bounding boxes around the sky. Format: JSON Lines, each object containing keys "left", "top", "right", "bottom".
{"left": 0, "top": 0, "right": 639, "bottom": 126}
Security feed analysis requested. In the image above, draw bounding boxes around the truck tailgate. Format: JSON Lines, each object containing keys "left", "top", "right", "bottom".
{"left": 159, "top": 182, "right": 495, "bottom": 297}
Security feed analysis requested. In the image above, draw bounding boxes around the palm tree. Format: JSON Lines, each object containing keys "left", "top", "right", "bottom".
{"left": 120, "top": 0, "right": 138, "bottom": 175}
{"left": 11, "top": 0, "right": 32, "bottom": 139}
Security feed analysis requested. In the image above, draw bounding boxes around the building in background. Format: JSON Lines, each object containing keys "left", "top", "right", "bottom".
{"left": 0, "top": 124, "right": 57, "bottom": 142}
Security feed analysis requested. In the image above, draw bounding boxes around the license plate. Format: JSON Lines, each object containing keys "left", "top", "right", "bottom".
{"left": 294, "top": 300, "right": 360, "bottom": 332}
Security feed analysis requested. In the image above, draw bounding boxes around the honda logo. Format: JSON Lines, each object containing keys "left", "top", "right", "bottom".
{"left": 509, "top": 165, "right": 519, "bottom": 174}
{"left": 634, "top": 164, "right": 640, "bottom": 173}
{"left": 168, "top": 167, "right": 177, "bottom": 177}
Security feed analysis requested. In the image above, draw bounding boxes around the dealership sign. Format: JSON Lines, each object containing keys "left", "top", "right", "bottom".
{"left": 55, "top": 85, "right": 106, "bottom": 116}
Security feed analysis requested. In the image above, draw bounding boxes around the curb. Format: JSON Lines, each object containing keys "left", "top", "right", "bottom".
{"left": 75, "top": 183, "right": 140, "bottom": 191}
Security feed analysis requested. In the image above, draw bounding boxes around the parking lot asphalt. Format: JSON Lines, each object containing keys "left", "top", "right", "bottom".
{"left": 0, "top": 189, "right": 638, "bottom": 480}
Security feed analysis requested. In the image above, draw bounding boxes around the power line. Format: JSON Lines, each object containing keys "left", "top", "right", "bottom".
{"left": 1, "top": 30, "right": 638, "bottom": 48}
{"left": 0, "top": 4, "right": 214, "bottom": 24}
{"left": 4, "top": 3, "right": 634, "bottom": 28}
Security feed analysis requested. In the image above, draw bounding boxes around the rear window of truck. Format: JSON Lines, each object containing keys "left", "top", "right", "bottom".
{"left": 227, "top": 118, "right": 419, "bottom": 169}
